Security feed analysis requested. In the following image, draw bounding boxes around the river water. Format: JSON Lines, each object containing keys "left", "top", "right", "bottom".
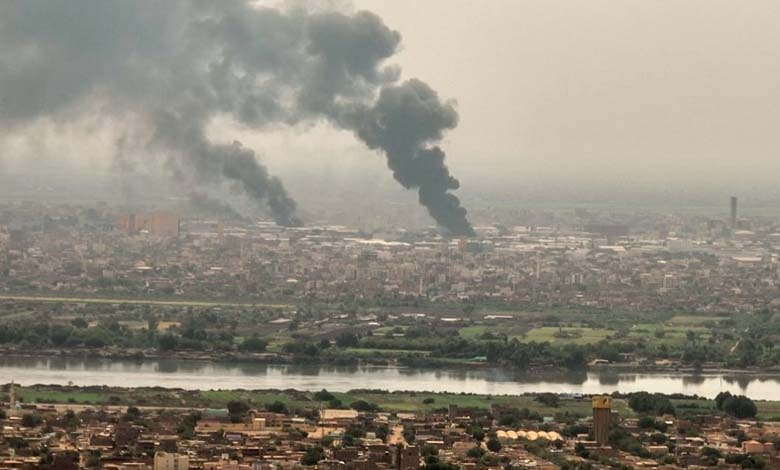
{"left": 3, "top": 356, "right": 779, "bottom": 399}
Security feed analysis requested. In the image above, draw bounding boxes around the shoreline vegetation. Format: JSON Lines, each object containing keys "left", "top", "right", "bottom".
{"left": 3, "top": 292, "right": 780, "bottom": 379}
{"left": 5, "top": 384, "right": 780, "bottom": 421}
{"left": 4, "top": 348, "right": 780, "bottom": 377}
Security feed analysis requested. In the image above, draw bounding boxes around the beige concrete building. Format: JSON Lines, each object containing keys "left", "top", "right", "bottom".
{"left": 154, "top": 452, "right": 189, "bottom": 470}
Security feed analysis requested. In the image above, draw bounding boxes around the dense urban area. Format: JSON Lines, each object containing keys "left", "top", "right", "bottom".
{"left": 1, "top": 383, "right": 780, "bottom": 470}
{"left": 5, "top": 0, "right": 780, "bottom": 468}
{"left": 1, "top": 200, "right": 780, "bottom": 371}
{"left": 2, "top": 199, "right": 780, "bottom": 470}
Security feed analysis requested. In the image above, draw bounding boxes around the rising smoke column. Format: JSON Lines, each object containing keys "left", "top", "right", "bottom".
{"left": 152, "top": 110, "right": 300, "bottom": 226}
{"left": 339, "top": 80, "right": 474, "bottom": 236}
{"left": 0, "top": 0, "right": 473, "bottom": 234}
{"left": 187, "top": 192, "right": 245, "bottom": 221}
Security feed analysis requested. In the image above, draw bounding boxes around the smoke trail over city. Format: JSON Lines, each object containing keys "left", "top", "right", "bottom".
{"left": 0, "top": 0, "right": 473, "bottom": 234}
{"left": 187, "top": 192, "right": 245, "bottom": 222}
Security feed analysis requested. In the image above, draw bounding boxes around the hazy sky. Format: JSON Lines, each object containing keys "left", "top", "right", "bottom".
{"left": 342, "top": 0, "right": 780, "bottom": 188}
{"left": 3, "top": 0, "right": 780, "bottom": 203}
{"left": 213, "top": 0, "right": 780, "bottom": 193}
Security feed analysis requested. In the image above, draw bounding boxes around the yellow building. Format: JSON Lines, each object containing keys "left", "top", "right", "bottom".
{"left": 117, "top": 211, "right": 179, "bottom": 237}
{"left": 592, "top": 395, "right": 612, "bottom": 446}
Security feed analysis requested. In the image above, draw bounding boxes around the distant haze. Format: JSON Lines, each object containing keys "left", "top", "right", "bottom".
{"left": 2, "top": 0, "right": 780, "bottom": 222}
{"left": 351, "top": 0, "right": 780, "bottom": 188}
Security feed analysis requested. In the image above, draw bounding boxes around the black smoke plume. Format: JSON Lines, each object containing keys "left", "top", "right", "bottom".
{"left": 339, "top": 80, "right": 473, "bottom": 236}
{"left": 187, "top": 192, "right": 245, "bottom": 221}
{"left": 0, "top": 0, "right": 473, "bottom": 234}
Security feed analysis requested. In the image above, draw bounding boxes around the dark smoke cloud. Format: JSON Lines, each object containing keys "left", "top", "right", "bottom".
{"left": 187, "top": 192, "right": 245, "bottom": 221}
{"left": 340, "top": 80, "right": 473, "bottom": 236}
{"left": 152, "top": 110, "right": 300, "bottom": 226}
{"left": 0, "top": 0, "right": 473, "bottom": 234}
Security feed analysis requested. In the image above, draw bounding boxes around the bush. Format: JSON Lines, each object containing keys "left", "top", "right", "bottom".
{"left": 650, "top": 433, "right": 667, "bottom": 444}
{"left": 21, "top": 413, "right": 43, "bottom": 427}
{"left": 701, "top": 447, "right": 722, "bottom": 466}
{"left": 715, "top": 391, "right": 756, "bottom": 418}
{"left": 487, "top": 437, "right": 502, "bottom": 452}
{"left": 375, "top": 425, "right": 389, "bottom": 441}
{"left": 301, "top": 446, "right": 325, "bottom": 466}
{"left": 227, "top": 400, "right": 250, "bottom": 416}
{"left": 314, "top": 389, "right": 335, "bottom": 401}
{"left": 402, "top": 425, "right": 416, "bottom": 443}
{"left": 496, "top": 407, "right": 542, "bottom": 426}
{"left": 335, "top": 332, "right": 359, "bottom": 348}
{"left": 627, "top": 392, "right": 675, "bottom": 416}
{"left": 157, "top": 334, "right": 178, "bottom": 351}
{"left": 722, "top": 395, "right": 757, "bottom": 419}
{"left": 424, "top": 456, "right": 458, "bottom": 470}
{"left": 637, "top": 416, "right": 655, "bottom": 429}
{"left": 350, "top": 400, "right": 379, "bottom": 412}
{"left": 125, "top": 406, "right": 140, "bottom": 419}
{"left": 266, "top": 401, "right": 289, "bottom": 414}
{"left": 724, "top": 453, "right": 766, "bottom": 469}
{"left": 239, "top": 336, "right": 268, "bottom": 352}
{"left": 535, "top": 393, "right": 560, "bottom": 408}
{"left": 84, "top": 335, "right": 106, "bottom": 349}
{"left": 466, "top": 446, "right": 486, "bottom": 459}
{"left": 574, "top": 442, "right": 590, "bottom": 458}
{"left": 281, "top": 341, "right": 319, "bottom": 355}
{"left": 715, "top": 391, "right": 732, "bottom": 410}
{"left": 227, "top": 400, "right": 250, "bottom": 422}
{"left": 562, "top": 423, "right": 589, "bottom": 437}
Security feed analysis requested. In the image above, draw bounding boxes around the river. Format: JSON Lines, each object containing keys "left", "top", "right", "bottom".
{"left": 2, "top": 356, "right": 779, "bottom": 399}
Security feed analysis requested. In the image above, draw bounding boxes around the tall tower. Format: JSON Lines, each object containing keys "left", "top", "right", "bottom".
{"left": 592, "top": 395, "right": 612, "bottom": 446}
{"left": 128, "top": 213, "right": 137, "bottom": 235}
{"left": 730, "top": 196, "right": 738, "bottom": 230}
{"left": 8, "top": 381, "right": 18, "bottom": 417}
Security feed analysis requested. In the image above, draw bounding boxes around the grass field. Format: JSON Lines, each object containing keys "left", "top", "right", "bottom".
{"left": 371, "top": 326, "right": 405, "bottom": 335}
{"left": 12, "top": 385, "right": 627, "bottom": 418}
{"left": 265, "top": 337, "right": 290, "bottom": 353}
{"left": 519, "top": 327, "right": 613, "bottom": 345}
{"left": 459, "top": 326, "right": 489, "bottom": 339}
{"left": 756, "top": 401, "right": 780, "bottom": 420}
{"left": 18, "top": 389, "right": 110, "bottom": 405}
{"left": 668, "top": 315, "right": 729, "bottom": 325}
{"left": 628, "top": 324, "right": 712, "bottom": 345}
{"left": 16, "top": 385, "right": 780, "bottom": 421}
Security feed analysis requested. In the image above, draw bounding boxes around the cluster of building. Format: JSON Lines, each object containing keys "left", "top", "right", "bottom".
{"left": 3, "top": 394, "right": 780, "bottom": 470}
{"left": 1, "top": 198, "right": 780, "bottom": 312}
{"left": 116, "top": 212, "right": 180, "bottom": 239}
{"left": 0, "top": 200, "right": 780, "bottom": 311}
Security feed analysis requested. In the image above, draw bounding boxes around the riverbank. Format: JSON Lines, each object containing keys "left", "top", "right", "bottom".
{"left": 4, "top": 346, "right": 780, "bottom": 378}
{"left": 7, "top": 383, "right": 780, "bottom": 422}
{"left": 3, "top": 383, "right": 598, "bottom": 416}
{"left": 3, "top": 354, "right": 780, "bottom": 400}
{"left": 0, "top": 346, "right": 495, "bottom": 369}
